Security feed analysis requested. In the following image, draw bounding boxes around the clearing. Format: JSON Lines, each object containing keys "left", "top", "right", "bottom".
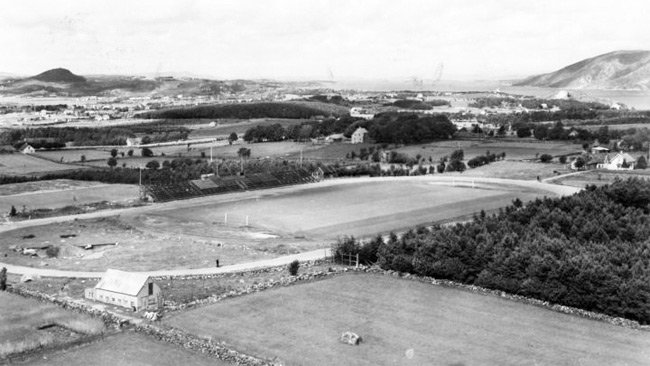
{"left": 167, "top": 273, "right": 650, "bottom": 366}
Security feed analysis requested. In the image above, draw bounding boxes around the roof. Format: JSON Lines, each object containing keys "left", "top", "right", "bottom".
{"left": 95, "top": 269, "right": 150, "bottom": 296}
{"left": 352, "top": 127, "right": 368, "bottom": 134}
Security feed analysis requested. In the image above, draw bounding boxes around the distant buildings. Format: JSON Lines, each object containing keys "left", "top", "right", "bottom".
{"left": 350, "top": 107, "right": 374, "bottom": 120}
{"left": 17, "top": 143, "right": 35, "bottom": 154}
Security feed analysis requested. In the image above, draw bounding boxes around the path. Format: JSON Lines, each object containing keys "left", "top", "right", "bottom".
{"left": 0, "top": 175, "right": 581, "bottom": 278}
{"left": 0, "top": 248, "right": 332, "bottom": 278}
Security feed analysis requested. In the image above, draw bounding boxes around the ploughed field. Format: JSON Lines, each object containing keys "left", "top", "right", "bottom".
{"left": 167, "top": 273, "right": 650, "bottom": 366}
{"left": 0, "top": 291, "right": 104, "bottom": 360}
{"left": 157, "top": 179, "right": 545, "bottom": 239}
{"left": 21, "top": 332, "right": 229, "bottom": 366}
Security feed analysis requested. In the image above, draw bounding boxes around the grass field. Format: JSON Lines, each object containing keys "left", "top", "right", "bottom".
{"left": 167, "top": 273, "right": 650, "bottom": 366}
{"left": 553, "top": 169, "right": 650, "bottom": 187}
{"left": 0, "top": 291, "right": 104, "bottom": 359}
{"left": 22, "top": 331, "right": 229, "bottom": 366}
{"left": 0, "top": 153, "right": 82, "bottom": 175}
{"left": 0, "top": 182, "right": 139, "bottom": 212}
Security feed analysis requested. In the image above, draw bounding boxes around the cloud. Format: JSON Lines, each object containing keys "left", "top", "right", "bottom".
{"left": 0, "top": 0, "right": 648, "bottom": 79}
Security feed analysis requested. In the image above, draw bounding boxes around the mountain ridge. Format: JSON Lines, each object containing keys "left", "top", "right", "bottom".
{"left": 514, "top": 50, "right": 650, "bottom": 90}
{"left": 30, "top": 68, "right": 87, "bottom": 83}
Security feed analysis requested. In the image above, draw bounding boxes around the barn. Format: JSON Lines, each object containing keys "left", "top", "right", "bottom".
{"left": 85, "top": 269, "right": 162, "bottom": 311}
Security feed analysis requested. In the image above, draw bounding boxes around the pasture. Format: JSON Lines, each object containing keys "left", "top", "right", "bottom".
{"left": 0, "top": 291, "right": 104, "bottom": 359}
{"left": 167, "top": 273, "right": 650, "bottom": 366}
{"left": 0, "top": 153, "right": 82, "bottom": 175}
{"left": 22, "top": 332, "right": 229, "bottom": 366}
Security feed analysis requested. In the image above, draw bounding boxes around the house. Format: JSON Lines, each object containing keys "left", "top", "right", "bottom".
{"left": 18, "top": 143, "right": 35, "bottom": 154}
{"left": 597, "top": 153, "right": 636, "bottom": 170}
{"left": 351, "top": 127, "right": 368, "bottom": 144}
{"left": 84, "top": 269, "right": 162, "bottom": 311}
{"left": 325, "top": 133, "right": 347, "bottom": 143}
{"left": 126, "top": 137, "right": 142, "bottom": 146}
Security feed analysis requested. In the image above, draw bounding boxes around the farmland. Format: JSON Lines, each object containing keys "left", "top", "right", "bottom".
{"left": 393, "top": 139, "right": 584, "bottom": 162}
{"left": 0, "top": 291, "right": 104, "bottom": 359}
{"left": 167, "top": 273, "right": 650, "bottom": 366}
{"left": 21, "top": 332, "right": 229, "bottom": 366}
{"left": 0, "top": 182, "right": 139, "bottom": 212}
{"left": 0, "top": 153, "right": 82, "bottom": 176}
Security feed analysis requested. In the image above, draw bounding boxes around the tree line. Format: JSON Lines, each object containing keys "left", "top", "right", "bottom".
{"left": 138, "top": 102, "right": 346, "bottom": 120}
{"left": 333, "top": 178, "right": 650, "bottom": 324}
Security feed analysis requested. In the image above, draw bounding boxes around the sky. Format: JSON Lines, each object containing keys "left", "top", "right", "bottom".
{"left": 1, "top": 0, "right": 649, "bottom": 81}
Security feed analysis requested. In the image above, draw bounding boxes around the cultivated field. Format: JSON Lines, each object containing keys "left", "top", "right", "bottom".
{"left": 449, "top": 160, "right": 570, "bottom": 180}
{"left": 0, "top": 291, "right": 104, "bottom": 359}
{"left": 0, "top": 153, "right": 82, "bottom": 175}
{"left": 394, "top": 139, "right": 584, "bottom": 161}
{"left": 22, "top": 332, "right": 229, "bottom": 366}
{"left": 0, "top": 182, "right": 139, "bottom": 212}
{"left": 167, "top": 273, "right": 650, "bottom": 366}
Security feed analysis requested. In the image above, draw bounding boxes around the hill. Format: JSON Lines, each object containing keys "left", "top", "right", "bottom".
{"left": 514, "top": 50, "right": 650, "bottom": 90}
{"left": 30, "top": 68, "right": 86, "bottom": 83}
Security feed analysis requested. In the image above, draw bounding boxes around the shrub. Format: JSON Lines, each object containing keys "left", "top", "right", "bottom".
{"left": 141, "top": 148, "right": 153, "bottom": 157}
{"left": 636, "top": 155, "right": 647, "bottom": 169}
{"left": 559, "top": 155, "right": 567, "bottom": 164}
{"left": 0, "top": 267, "right": 6, "bottom": 291}
{"left": 46, "top": 246, "right": 60, "bottom": 258}
{"left": 288, "top": 260, "right": 300, "bottom": 276}
{"left": 539, "top": 154, "right": 553, "bottom": 163}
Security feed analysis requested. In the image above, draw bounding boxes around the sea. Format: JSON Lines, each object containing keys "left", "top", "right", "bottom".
{"left": 328, "top": 80, "right": 650, "bottom": 110}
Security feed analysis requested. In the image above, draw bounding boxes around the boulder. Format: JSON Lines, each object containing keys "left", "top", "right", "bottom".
{"left": 340, "top": 331, "right": 361, "bottom": 345}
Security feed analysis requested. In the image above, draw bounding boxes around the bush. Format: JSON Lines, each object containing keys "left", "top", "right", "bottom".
{"left": 636, "top": 155, "right": 647, "bottom": 169}
{"left": 539, "top": 154, "right": 553, "bottom": 163}
{"left": 288, "top": 260, "right": 300, "bottom": 276}
{"left": 141, "top": 148, "right": 154, "bottom": 157}
{"left": 45, "top": 246, "right": 60, "bottom": 258}
{"left": 0, "top": 267, "right": 6, "bottom": 291}
{"left": 559, "top": 155, "right": 567, "bottom": 164}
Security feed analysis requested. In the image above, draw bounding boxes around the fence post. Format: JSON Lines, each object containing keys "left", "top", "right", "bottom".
{"left": 356, "top": 253, "right": 359, "bottom": 268}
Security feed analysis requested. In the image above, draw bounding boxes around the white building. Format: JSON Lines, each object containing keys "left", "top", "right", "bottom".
{"left": 85, "top": 269, "right": 162, "bottom": 311}
{"left": 350, "top": 107, "right": 374, "bottom": 120}
{"left": 597, "top": 153, "right": 636, "bottom": 170}
{"left": 351, "top": 127, "right": 368, "bottom": 144}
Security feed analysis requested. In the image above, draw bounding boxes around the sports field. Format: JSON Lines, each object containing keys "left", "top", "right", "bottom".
{"left": 157, "top": 179, "right": 545, "bottom": 239}
{"left": 167, "top": 273, "right": 650, "bottom": 366}
{"left": 0, "top": 178, "right": 554, "bottom": 271}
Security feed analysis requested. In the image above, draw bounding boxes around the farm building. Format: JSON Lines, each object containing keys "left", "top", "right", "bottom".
{"left": 17, "top": 143, "right": 35, "bottom": 154}
{"left": 351, "top": 127, "right": 368, "bottom": 144}
{"left": 85, "top": 269, "right": 162, "bottom": 311}
{"left": 597, "top": 153, "right": 636, "bottom": 170}
{"left": 126, "top": 137, "right": 142, "bottom": 146}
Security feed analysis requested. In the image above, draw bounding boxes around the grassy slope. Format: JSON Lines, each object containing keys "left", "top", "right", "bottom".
{"left": 167, "top": 273, "right": 650, "bottom": 366}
